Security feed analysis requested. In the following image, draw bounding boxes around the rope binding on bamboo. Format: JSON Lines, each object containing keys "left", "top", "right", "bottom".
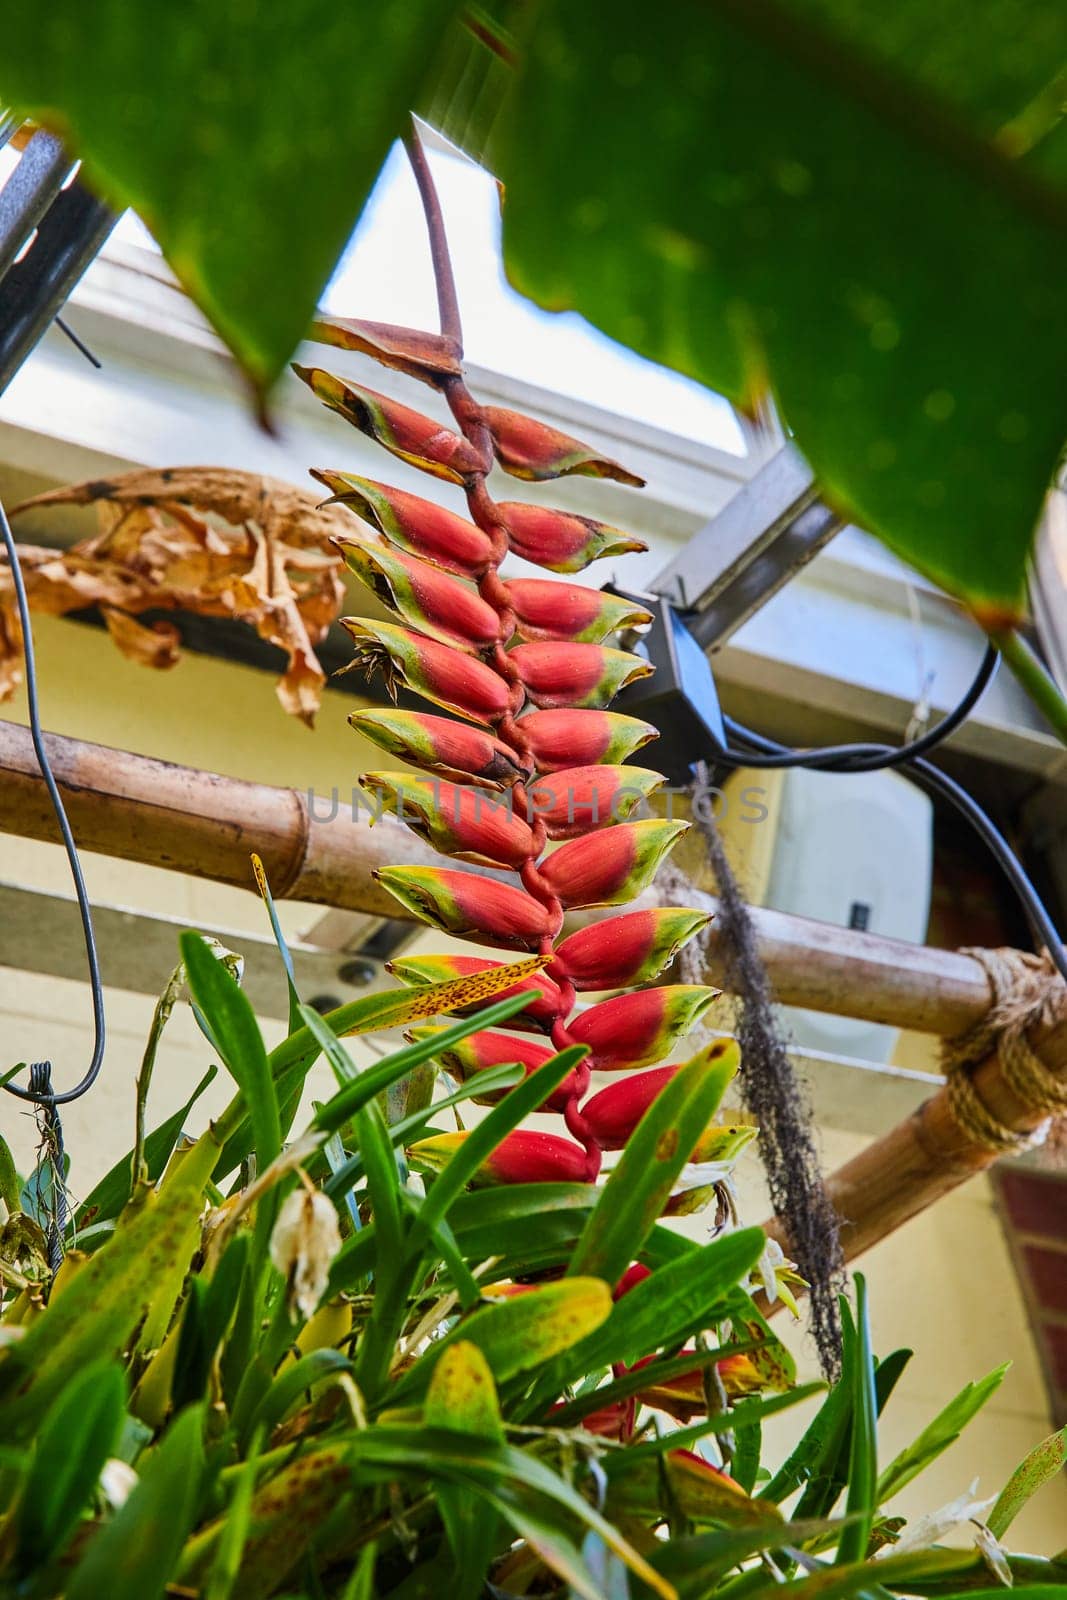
{"left": 940, "top": 947, "right": 1067, "bottom": 1152}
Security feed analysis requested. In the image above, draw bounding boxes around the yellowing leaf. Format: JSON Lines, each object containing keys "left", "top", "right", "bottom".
{"left": 330, "top": 956, "right": 549, "bottom": 1039}
{"left": 394, "top": 1277, "right": 612, "bottom": 1403}
{"left": 424, "top": 1341, "right": 504, "bottom": 1442}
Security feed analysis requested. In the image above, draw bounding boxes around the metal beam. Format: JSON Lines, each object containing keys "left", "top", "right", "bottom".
{"left": 0, "top": 879, "right": 392, "bottom": 1023}
{"left": 649, "top": 444, "right": 843, "bottom": 649}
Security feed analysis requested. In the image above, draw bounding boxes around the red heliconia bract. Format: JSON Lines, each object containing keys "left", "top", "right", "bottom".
{"left": 482, "top": 406, "right": 646, "bottom": 487}
{"left": 294, "top": 367, "right": 483, "bottom": 483}
{"left": 408, "top": 1128, "right": 592, "bottom": 1186}
{"left": 539, "top": 821, "right": 690, "bottom": 909}
{"left": 336, "top": 537, "right": 501, "bottom": 651}
{"left": 579, "top": 1065, "right": 683, "bottom": 1148}
{"left": 374, "top": 867, "right": 561, "bottom": 949}
{"left": 499, "top": 501, "right": 647, "bottom": 574}
{"left": 308, "top": 133, "right": 724, "bottom": 1195}
{"left": 504, "top": 578, "right": 652, "bottom": 644}
{"left": 518, "top": 709, "right": 659, "bottom": 772}
{"left": 567, "top": 987, "right": 719, "bottom": 1074}
{"left": 312, "top": 471, "right": 493, "bottom": 577}
{"left": 406, "top": 1026, "right": 578, "bottom": 1111}
{"left": 349, "top": 708, "right": 529, "bottom": 789}
{"left": 526, "top": 765, "right": 664, "bottom": 839}
{"left": 341, "top": 619, "right": 511, "bottom": 722}
{"left": 510, "top": 641, "right": 652, "bottom": 710}
{"left": 309, "top": 314, "right": 462, "bottom": 385}
{"left": 553, "top": 908, "right": 713, "bottom": 991}
{"left": 363, "top": 774, "right": 536, "bottom": 869}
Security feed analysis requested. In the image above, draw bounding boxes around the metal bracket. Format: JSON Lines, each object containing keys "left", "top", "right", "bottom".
{"left": 648, "top": 443, "right": 843, "bottom": 651}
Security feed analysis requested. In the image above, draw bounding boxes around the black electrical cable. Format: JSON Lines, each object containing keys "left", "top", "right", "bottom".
{"left": 719, "top": 643, "right": 999, "bottom": 772}
{"left": 1, "top": 495, "right": 107, "bottom": 1104}
{"left": 705, "top": 642, "right": 1067, "bottom": 986}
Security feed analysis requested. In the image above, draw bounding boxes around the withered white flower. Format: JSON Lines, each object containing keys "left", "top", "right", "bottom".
{"left": 269, "top": 1185, "right": 342, "bottom": 1321}
{"left": 973, "top": 1522, "right": 1013, "bottom": 1587}
{"left": 99, "top": 1458, "right": 139, "bottom": 1510}
{"left": 874, "top": 1481, "right": 996, "bottom": 1558}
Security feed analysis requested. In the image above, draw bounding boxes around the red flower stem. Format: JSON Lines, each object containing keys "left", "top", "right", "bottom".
{"left": 404, "top": 123, "right": 600, "bottom": 1179}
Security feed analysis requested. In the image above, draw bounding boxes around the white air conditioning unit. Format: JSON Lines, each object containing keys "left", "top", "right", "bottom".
{"left": 717, "top": 766, "right": 933, "bottom": 1063}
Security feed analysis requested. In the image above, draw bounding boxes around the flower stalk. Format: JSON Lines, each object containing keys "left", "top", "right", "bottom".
{"left": 301, "top": 122, "right": 719, "bottom": 1184}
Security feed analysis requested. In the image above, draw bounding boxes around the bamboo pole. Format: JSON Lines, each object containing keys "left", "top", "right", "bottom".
{"left": 765, "top": 1002, "right": 1067, "bottom": 1275}
{"left": 4, "top": 720, "right": 1067, "bottom": 1280}
{"left": 0, "top": 721, "right": 996, "bottom": 1036}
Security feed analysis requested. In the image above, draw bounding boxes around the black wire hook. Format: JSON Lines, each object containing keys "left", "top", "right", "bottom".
{"left": 1, "top": 495, "right": 107, "bottom": 1107}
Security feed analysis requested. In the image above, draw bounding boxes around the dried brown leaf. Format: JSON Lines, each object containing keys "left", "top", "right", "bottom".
{"left": 3, "top": 469, "right": 353, "bottom": 721}
{"left": 102, "top": 607, "right": 182, "bottom": 670}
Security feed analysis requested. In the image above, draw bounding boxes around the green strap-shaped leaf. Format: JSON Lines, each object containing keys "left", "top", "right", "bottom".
{"left": 181, "top": 931, "right": 280, "bottom": 1171}
{"left": 66, "top": 1402, "right": 206, "bottom": 1600}
{"left": 425, "top": 1340, "right": 505, "bottom": 1441}
{"left": 568, "top": 1046, "right": 739, "bottom": 1284}
{"left": 837, "top": 1273, "right": 878, "bottom": 1565}
{"left": 0, "top": 1132, "right": 218, "bottom": 1442}
{"left": 390, "top": 1277, "right": 612, "bottom": 1405}
{"left": 75, "top": 1065, "right": 217, "bottom": 1231}
{"left": 247, "top": 1349, "right": 353, "bottom": 1443}
{"left": 987, "top": 1424, "right": 1067, "bottom": 1540}
{"left": 14, "top": 1359, "right": 125, "bottom": 1577}
{"left": 876, "top": 1359, "right": 1010, "bottom": 1504}
{"left": 424, "top": 1343, "right": 504, "bottom": 1596}
{"left": 557, "top": 1228, "right": 764, "bottom": 1386}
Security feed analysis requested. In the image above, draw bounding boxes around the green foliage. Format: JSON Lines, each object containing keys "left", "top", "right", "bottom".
{"left": 987, "top": 1425, "right": 1067, "bottom": 1540}
{"left": 2, "top": 927, "right": 1065, "bottom": 1598}
{"left": 1, "top": 6, "right": 1064, "bottom": 608}
{"left": 0, "top": 1, "right": 460, "bottom": 401}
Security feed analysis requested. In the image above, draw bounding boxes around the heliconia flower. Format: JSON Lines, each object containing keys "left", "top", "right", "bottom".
{"left": 335, "top": 539, "right": 501, "bottom": 651}
{"left": 614, "top": 1262, "right": 651, "bottom": 1299}
{"left": 526, "top": 765, "right": 664, "bottom": 839}
{"left": 341, "top": 619, "right": 510, "bottom": 722}
{"left": 570, "top": 989, "right": 720, "bottom": 1080}
{"left": 309, "top": 315, "right": 462, "bottom": 385}
{"left": 499, "top": 502, "right": 647, "bottom": 574}
{"left": 636, "top": 1351, "right": 765, "bottom": 1420}
{"left": 510, "top": 642, "right": 652, "bottom": 710}
{"left": 404, "top": 1026, "right": 578, "bottom": 1110}
{"left": 503, "top": 579, "right": 652, "bottom": 644}
{"left": 539, "top": 820, "right": 690, "bottom": 909}
{"left": 481, "top": 406, "right": 645, "bottom": 487}
{"left": 350, "top": 708, "right": 528, "bottom": 789}
{"left": 362, "top": 773, "right": 535, "bottom": 870}
{"left": 388, "top": 952, "right": 565, "bottom": 1032}
{"left": 408, "top": 1128, "right": 591, "bottom": 1186}
{"left": 554, "top": 908, "right": 713, "bottom": 991}
{"left": 668, "top": 1452, "right": 742, "bottom": 1497}
{"left": 552, "top": 1398, "right": 634, "bottom": 1439}
{"left": 293, "top": 366, "right": 483, "bottom": 484}
{"left": 375, "top": 866, "right": 561, "bottom": 949}
{"left": 519, "top": 709, "right": 659, "bottom": 773}
{"left": 581, "top": 1066, "right": 686, "bottom": 1147}
{"left": 311, "top": 471, "right": 493, "bottom": 578}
